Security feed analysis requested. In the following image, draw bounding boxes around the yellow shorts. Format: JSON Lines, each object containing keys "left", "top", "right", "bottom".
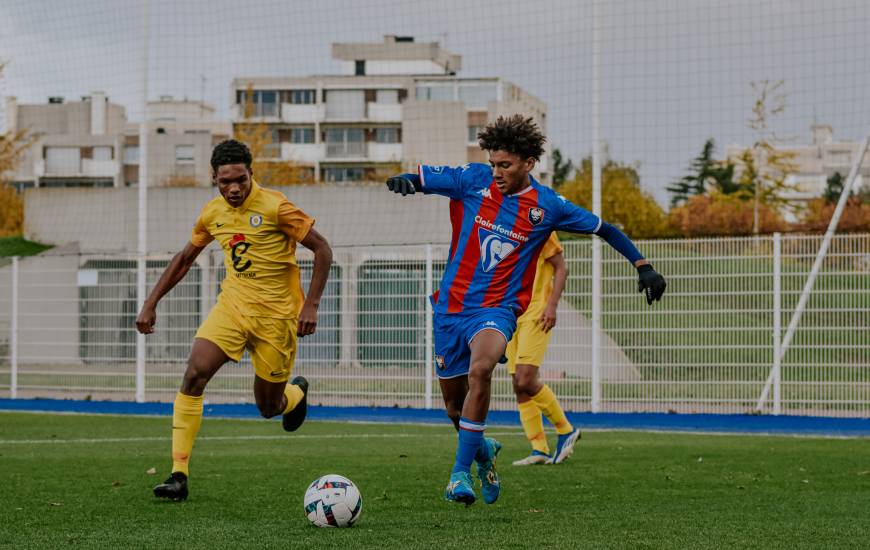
{"left": 504, "top": 319, "right": 553, "bottom": 374}
{"left": 195, "top": 299, "right": 298, "bottom": 383}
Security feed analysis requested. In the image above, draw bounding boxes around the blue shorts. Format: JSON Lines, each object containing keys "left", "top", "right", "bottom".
{"left": 433, "top": 308, "right": 517, "bottom": 379}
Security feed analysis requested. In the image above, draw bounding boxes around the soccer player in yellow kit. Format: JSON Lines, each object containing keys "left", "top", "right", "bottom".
{"left": 135, "top": 139, "right": 333, "bottom": 501}
{"left": 505, "top": 232, "right": 581, "bottom": 465}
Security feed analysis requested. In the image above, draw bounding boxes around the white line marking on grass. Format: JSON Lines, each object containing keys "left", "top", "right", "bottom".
{"left": 0, "top": 431, "right": 525, "bottom": 446}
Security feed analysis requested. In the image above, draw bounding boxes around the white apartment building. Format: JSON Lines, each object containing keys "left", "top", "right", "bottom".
{"left": 725, "top": 123, "right": 870, "bottom": 212}
{"left": 5, "top": 94, "right": 229, "bottom": 189}
{"left": 231, "top": 35, "right": 550, "bottom": 185}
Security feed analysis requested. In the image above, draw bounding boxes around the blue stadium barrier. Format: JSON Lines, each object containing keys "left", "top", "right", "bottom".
{"left": 1, "top": 398, "right": 868, "bottom": 437}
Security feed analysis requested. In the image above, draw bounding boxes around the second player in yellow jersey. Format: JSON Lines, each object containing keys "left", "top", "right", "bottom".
{"left": 504, "top": 232, "right": 581, "bottom": 466}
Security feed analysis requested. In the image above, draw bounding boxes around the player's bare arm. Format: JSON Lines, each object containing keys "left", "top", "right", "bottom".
{"left": 539, "top": 251, "right": 567, "bottom": 333}
{"left": 297, "top": 227, "right": 333, "bottom": 337}
{"left": 135, "top": 242, "right": 206, "bottom": 334}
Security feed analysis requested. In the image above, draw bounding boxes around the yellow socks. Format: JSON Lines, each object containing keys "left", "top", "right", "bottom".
{"left": 531, "top": 384, "right": 574, "bottom": 435}
{"left": 282, "top": 383, "right": 305, "bottom": 415}
{"left": 171, "top": 392, "right": 203, "bottom": 476}
{"left": 518, "top": 399, "right": 549, "bottom": 455}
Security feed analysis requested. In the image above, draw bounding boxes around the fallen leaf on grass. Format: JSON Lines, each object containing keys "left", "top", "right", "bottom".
{"left": 49, "top": 502, "right": 62, "bottom": 507}
{"left": 111, "top": 480, "right": 122, "bottom": 487}
{"left": 146, "top": 467, "right": 156, "bottom": 475}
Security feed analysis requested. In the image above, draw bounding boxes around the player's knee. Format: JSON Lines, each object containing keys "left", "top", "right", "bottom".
{"left": 181, "top": 365, "right": 210, "bottom": 394}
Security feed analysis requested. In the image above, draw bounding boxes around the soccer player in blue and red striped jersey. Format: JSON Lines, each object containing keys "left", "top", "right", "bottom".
{"left": 386, "top": 115, "right": 667, "bottom": 506}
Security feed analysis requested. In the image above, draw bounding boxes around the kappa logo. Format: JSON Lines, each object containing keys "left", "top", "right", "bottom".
{"left": 478, "top": 227, "right": 519, "bottom": 273}
{"left": 435, "top": 355, "right": 446, "bottom": 370}
{"left": 430, "top": 166, "right": 445, "bottom": 174}
{"left": 528, "top": 207, "right": 545, "bottom": 225}
{"left": 483, "top": 321, "right": 497, "bottom": 327}
{"left": 478, "top": 187, "right": 492, "bottom": 199}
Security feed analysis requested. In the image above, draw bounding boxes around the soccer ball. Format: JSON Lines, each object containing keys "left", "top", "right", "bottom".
{"left": 303, "top": 474, "right": 362, "bottom": 528}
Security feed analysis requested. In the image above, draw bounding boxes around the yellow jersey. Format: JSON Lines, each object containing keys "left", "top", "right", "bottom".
{"left": 190, "top": 181, "right": 314, "bottom": 319}
{"left": 518, "top": 232, "right": 563, "bottom": 322}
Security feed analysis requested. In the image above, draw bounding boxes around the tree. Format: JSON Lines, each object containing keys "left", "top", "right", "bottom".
{"left": 551, "top": 148, "right": 574, "bottom": 190}
{"left": 0, "top": 61, "right": 36, "bottom": 236}
{"left": 668, "top": 192, "right": 787, "bottom": 237}
{"left": 732, "top": 80, "right": 800, "bottom": 233}
{"left": 667, "top": 138, "right": 738, "bottom": 207}
{"left": 559, "top": 157, "right": 672, "bottom": 239}
{"left": 234, "top": 83, "right": 313, "bottom": 185}
{"left": 798, "top": 196, "right": 870, "bottom": 233}
{"left": 823, "top": 171, "right": 844, "bottom": 204}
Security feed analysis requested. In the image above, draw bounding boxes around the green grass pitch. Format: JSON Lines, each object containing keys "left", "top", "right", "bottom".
{"left": 0, "top": 412, "right": 867, "bottom": 549}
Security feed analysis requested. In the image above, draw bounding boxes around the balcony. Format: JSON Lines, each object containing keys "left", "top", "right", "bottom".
{"left": 83, "top": 159, "right": 119, "bottom": 178}
{"left": 281, "top": 103, "right": 324, "bottom": 123}
{"left": 367, "top": 102, "right": 402, "bottom": 122}
{"left": 325, "top": 141, "right": 366, "bottom": 159}
{"left": 368, "top": 143, "right": 402, "bottom": 162}
{"left": 281, "top": 142, "right": 325, "bottom": 163}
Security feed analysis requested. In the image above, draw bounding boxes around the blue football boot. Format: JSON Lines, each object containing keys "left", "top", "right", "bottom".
{"left": 476, "top": 437, "right": 502, "bottom": 504}
{"left": 548, "top": 428, "right": 581, "bottom": 464}
{"left": 444, "top": 471, "right": 476, "bottom": 505}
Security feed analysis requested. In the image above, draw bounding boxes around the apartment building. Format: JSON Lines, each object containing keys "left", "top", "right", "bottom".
{"left": 122, "top": 96, "right": 231, "bottom": 188}
{"left": 6, "top": 93, "right": 126, "bottom": 188}
{"left": 5, "top": 94, "right": 229, "bottom": 189}
{"left": 231, "top": 35, "right": 550, "bottom": 184}
{"left": 725, "top": 123, "right": 870, "bottom": 211}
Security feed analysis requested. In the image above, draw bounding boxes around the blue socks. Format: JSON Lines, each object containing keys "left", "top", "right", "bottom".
{"left": 452, "top": 417, "right": 485, "bottom": 474}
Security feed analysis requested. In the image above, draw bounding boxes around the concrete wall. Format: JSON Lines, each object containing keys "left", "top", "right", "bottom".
{"left": 24, "top": 184, "right": 454, "bottom": 253}
{"left": 0, "top": 251, "right": 80, "bottom": 364}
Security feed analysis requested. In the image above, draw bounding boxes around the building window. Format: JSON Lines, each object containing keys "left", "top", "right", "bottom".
{"left": 375, "top": 127, "right": 399, "bottom": 144}
{"left": 325, "top": 90, "right": 365, "bottom": 119}
{"left": 237, "top": 89, "right": 279, "bottom": 117}
{"left": 376, "top": 90, "right": 399, "bottom": 104}
{"left": 93, "top": 146, "right": 113, "bottom": 161}
{"left": 325, "top": 128, "right": 365, "bottom": 157}
{"left": 415, "top": 84, "right": 456, "bottom": 102}
{"left": 323, "top": 167, "right": 364, "bottom": 183}
{"left": 458, "top": 83, "right": 498, "bottom": 109}
{"left": 45, "top": 147, "right": 81, "bottom": 174}
{"left": 286, "top": 89, "right": 316, "bottom": 104}
{"left": 291, "top": 128, "right": 315, "bottom": 144}
{"left": 124, "top": 146, "right": 139, "bottom": 164}
{"left": 175, "top": 145, "right": 195, "bottom": 164}
{"left": 355, "top": 60, "right": 365, "bottom": 76}
{"left": 467, "top": 126, "right": 483, "bottom": 144}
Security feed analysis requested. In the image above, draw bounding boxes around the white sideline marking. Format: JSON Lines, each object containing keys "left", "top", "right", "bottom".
{"left": 0, "top": 431, "right": 524, "bottom": 446}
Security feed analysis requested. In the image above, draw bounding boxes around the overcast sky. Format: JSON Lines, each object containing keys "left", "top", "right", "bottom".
{"left": 2, "top": 0, "right": 869, "bottom": 205}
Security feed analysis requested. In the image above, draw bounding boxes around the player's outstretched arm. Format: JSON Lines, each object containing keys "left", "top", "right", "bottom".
{"left": 298, "top": 228, "right": 333, "bottom": 337}
{"left": 385, "top": 173, "right": 422, "bottom": 196}
{"left": 136, "top": 242, "right": 205, "bottom": 334}
{"left": 596, "top": 222, "right": 667, "bottom": 305}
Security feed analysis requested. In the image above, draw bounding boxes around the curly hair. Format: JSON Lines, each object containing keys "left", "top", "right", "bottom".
{"left": 477, "top": 115, "right": 546, "bottom": 161}
{"left": 211, "top": 139, "right": 252, "bottom": 172}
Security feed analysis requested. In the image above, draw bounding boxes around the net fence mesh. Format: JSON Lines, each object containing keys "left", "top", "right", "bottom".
{"left": 0, "top": 0, "right": 868, "bottom": 415}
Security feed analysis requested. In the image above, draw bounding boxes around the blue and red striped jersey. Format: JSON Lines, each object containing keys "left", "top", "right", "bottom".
{"left": 420, "top": 163, "right": 602, "bottom": 316}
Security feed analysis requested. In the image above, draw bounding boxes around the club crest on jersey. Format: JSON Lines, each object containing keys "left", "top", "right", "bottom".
{"left": 435, "top": 355, "right": 446, "bottom": 370}
{"left": 478, "top": 227, "right": 519, "bottom": 273}
{"left": 528, "top": 207, "right": 545, "bottom": 225}
{"left": 249, "top": 214, "right": 263, "bottom": 228}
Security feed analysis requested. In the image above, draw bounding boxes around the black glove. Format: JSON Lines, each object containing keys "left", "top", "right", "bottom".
{"left": 386, "top": 174, "right": 421, "bottom": 196}
{"left": 637, "top": 264, "right": 666, "bottom": 305}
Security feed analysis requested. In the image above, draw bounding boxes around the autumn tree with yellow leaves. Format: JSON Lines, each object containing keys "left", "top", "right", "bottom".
{"left": 0, "top": 62, "right": 37, "bottom": 236}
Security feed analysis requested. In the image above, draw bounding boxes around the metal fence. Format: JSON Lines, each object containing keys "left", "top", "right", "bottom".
{"left": 1, "top": 233, "right": 868, "bottom": 417}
